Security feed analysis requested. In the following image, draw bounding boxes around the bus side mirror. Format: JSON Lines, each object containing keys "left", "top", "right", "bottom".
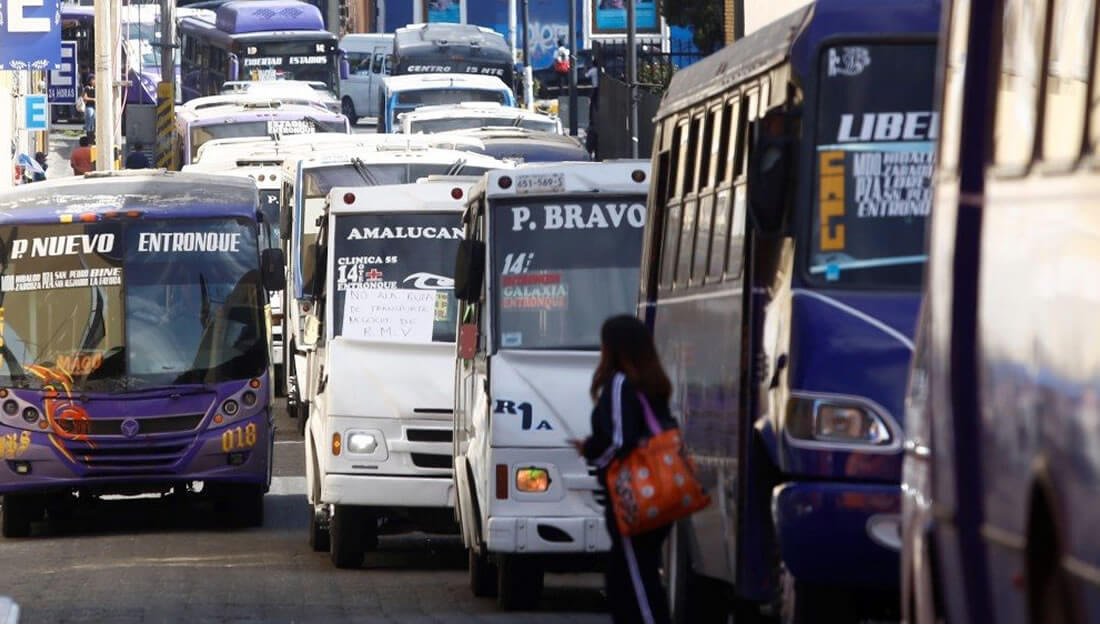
{"left": 261, "top": 248, "right": 286, "bottom": 291}
{"left": 339, "top": 51, "right": 350, "bottom": 80}
{"left": 453, "top": 239, "right": 485, "bottom": 301}
{"left": 302, "top": 242, "right": 319, "bottom": 298}
{"left": 748, "top": 112, "right": 796, "bottom": 236}
{"left": 228, "top": 54, "right": 240, "bottom": 82}
{"left": 280, "top": 205, "right": 292, "bottom": 242}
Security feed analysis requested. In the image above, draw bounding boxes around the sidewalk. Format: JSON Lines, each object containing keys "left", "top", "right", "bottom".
{"left": 44, "top": 125, "right": 81, "bottom": 181}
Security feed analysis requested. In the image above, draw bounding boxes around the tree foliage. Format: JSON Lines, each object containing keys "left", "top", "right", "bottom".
{"left": 661, "top": 1, "right": 725, "bottom": 55}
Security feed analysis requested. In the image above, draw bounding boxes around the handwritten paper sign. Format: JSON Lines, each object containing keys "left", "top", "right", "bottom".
{"left": 342, "top": 288, "right": 436, "bottom": 344}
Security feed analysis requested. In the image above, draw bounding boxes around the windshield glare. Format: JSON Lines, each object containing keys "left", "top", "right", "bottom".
{"left": 409, "top": 117, "right": 557, "bottom": 134}
{"left": 810, "top": 42, "right": 937, "bottom": 289}
{"left": 491, "top": 197, "right": 646, "bottom": 350}
{"left": 190, "top": 119, "right": 345, "bottom": 159}
{"left": 331, "top": 213, "right": 462, "bottom": 344}
{"left": 0, "top": 219, "right": 266, "bottom": 390}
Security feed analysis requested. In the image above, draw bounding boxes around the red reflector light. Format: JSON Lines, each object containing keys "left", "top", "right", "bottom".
{"left": 631, "top": 169, "right": 646, "bottom": 183}
{"left": 495, "top": 464, "right": 508, "bottom": 499}
{"left": 343, "top": 192, "right": 355, "bottom": 204}
{"left": 125, "top": 210, "right": 143, "bottom": 218}
{"left": 451, "top": 187, "right": 463, "bottom": 200}
{"left": 498, "top": 176, "right": 512, "bottom": 189}
{"left": 79, "top": 213, "right": 97, "bottom": 222}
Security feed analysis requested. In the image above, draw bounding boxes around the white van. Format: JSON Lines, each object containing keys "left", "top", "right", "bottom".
{"left": 451, "top": 161, "right": 651, "bottom": 609}
{"left": 338, "top": 33, "right": 394, "bottom": 124}
{"left": 302, "top": 178, "right": 475, "bottom": 568}
{"left": 379, "top": 74, "right": 516, "bottom": 133}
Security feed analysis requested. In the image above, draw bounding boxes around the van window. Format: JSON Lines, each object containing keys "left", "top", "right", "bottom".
{"left": 994, "top": 0, "right": 1046, "bottom": 168}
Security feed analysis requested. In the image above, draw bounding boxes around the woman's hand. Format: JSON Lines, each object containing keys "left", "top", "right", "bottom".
{"left": 567, "top": 438, "right": 586, "bottom": 455}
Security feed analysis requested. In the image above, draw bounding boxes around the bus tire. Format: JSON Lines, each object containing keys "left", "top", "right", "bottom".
{"left": 496, "top": 555, "right": 542, "bottom": 610}
{"left": 665, "top": 521, "right": 738, "bottom": 621}
{"left": 309, "top": 504, "right": 330, "bottom": 552}
{"left": 274, "top": 364, "right": 285, "bottom": 397}
{"left": 329, "top": 504, "right": 365, "bottom": 568}
{"left": 341, "top": 97, "right": 359, "bottom": 125}
{"left": 2, "top": 494, "right": 42, "bottom": 538}
{"left": 468, "top": 547, "right": 497, "bottom": 597}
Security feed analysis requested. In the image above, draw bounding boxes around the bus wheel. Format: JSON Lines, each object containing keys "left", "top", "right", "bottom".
{"left": 309, "top": 504, "right": 330, "bottom": 552}
{"left": 2, "top": 494, "right": 43, "bottom": 537}
{"left": 496, "top": 555, "right": 543, "bottom": 610}
{"left": 329, "top": 505, "right": 365, "bottom": 568}
{"left": 468, "top": 547, "right": 497, "bottom": 597}
{"left": 341, "top": 97, "right": 359, "bottom": 125}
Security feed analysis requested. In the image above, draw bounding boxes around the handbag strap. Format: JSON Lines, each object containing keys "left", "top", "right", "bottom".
{"left": 635, "top": 392, "right": 663, "bottom": 436}
{"left": 610, "top": 373, "right": 625, "bottom": 450}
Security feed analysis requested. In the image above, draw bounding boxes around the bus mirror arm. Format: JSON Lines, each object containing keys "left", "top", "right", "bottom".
{"left": 228, "top": 54, "right": 240, "bottom": 82}
{"left": 747, "top": 114, "right": 797, "bottom": 236}
{"left": 261, "top": 248, "right": 287, "bottom": 291}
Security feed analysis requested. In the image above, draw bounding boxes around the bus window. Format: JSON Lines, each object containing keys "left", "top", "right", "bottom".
{"left": 993, "top": 0, "right": 1046, "bottom": 169}
{"left": 717, "top": 102, "right": 733, "bottom": 187}
{"left": 687, "top": 115, "right": 702, "bottom": 193}
{"left": 1043, "top": 0, "right": 1093, "bottom": 164}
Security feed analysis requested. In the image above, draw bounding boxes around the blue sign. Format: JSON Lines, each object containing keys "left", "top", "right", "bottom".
{"left": 592, "top": 0, "right": 658, "bottom": 34}
{"left": 426, "top": 0, "right": 460, "bottom": 23}
{"left": 24, "top": 94, "right": 48, "bottom": 131}
{"left": 47, "top": 40, "right": 76, "bottom": 103}
{"left": 0, "top": 0, "right": 62, "bottom": 70}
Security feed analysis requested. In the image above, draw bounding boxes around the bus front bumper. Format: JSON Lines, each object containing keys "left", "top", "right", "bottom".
{"left": 323, "top": 473, "right": 454, "bottom": 509}
{"left": 773, "top": 481, "right": 901, "bottom": 589}
{"left": 486, "top": 515, "right": 611, "bottom": 555}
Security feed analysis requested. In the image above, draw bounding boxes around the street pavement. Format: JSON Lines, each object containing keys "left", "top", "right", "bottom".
{"left": 0, "top": 402, "right": 607, "bottom": 623}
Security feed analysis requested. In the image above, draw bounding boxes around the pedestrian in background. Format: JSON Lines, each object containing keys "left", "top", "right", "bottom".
{"left": 70, "top": 136, "right": 94, "bottom": 175}
{"left": 32, "top": 152, "right": 47, "bottom": 181}
{"left": 574, "top": 315, "right": 675, "bottom": 623}
{"left": 125, "top": 143, "right": 150, "bottom": 169}
{"left": 585, "top": 57, "right": 601, "bottom": 117}
{"left": 82, "top": 75, "right": 96, "bottom": 135}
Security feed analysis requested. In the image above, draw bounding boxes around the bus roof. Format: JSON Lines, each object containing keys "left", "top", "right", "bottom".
{"left": 0, "top": 172, "right": 259, "bottom": 223}
{"left": 215, "top": 0, "right": 324, "bottom": 33}
{"left": 400, "top": 102, "right": 557, "bottom": 121}
{"left": 181, "top": 163, "right": 285, "bottom": 188}
{"left": 186, "top": 94, "right": 335, "bottom": 113}
{"left": 328, "top": 178, "right": 476, "bottom": 216}
{"left": 193, "top": 133, "right": 486, "bottom": 165}
{"left": 658, "top": 0, "right": 940, "bottom": 120}
{"left": 382, "top": 73, "right": 512, "bottom": 93}
{"left": 291, "top": 145, "right": 508, "bottom": 171}
{"left": 394, "top": 22, "right": 509, "bottom": 55}
{"left": 475, "top": 160, "right": 649, "bottom": 201}
{"left": 176, "top": 101, "right": 348, "bottom": 125}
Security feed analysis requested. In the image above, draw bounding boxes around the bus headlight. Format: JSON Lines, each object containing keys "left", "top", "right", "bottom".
{"left": 786, "top": 396, "right": 894, "bottom": 447}
{"left": 515, "top": 467, "right": 551, "bottom": 492}
{"left": 346, "top": 431, "right": 378, "bottom": 454}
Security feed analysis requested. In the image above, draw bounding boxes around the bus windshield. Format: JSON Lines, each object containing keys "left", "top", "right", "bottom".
{"left": 810, "top": 42, "right": 937, "bottom": 289}
{"left": 241, "top": 40, "right": 338, "bottom": 92}
{"left": 396, "top": 89, "right": 508, "bottom": 107}
{"left": 0, "top": 218, "right": 266, "bottom": 391}
{"left": 408, "top": 116, "right": 558, "bottom": 134}
{"left": 490, "top": 197, "right": 645, "bottom": 350}
{"left": 190, "top": 118, "right": 346, "bottom": 159}
{"left": 330, "top": 212, "right": 462, "bottom": 344}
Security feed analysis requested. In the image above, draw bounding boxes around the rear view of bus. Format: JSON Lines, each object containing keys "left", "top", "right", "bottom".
{"left": 0, "top": 172, "right": 284, "bottom": 536}
{"left": 452, "top": 161, "right": 650, "bottom": 609}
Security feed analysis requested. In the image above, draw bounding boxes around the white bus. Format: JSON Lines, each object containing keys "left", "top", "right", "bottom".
{"left": 398, "top": 102, "right": 563, "bottom": 135}
{"left": 302, "top": 178, "right": 475, "bottom": 568}
{"left": 282, "top": 146, "right": 510, "bottom": 435}
{"left": 451, "top": 161, "right": 651, "bottom": 609}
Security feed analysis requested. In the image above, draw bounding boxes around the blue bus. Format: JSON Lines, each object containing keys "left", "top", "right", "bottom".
{"left": 178, "top": 0, "right": 348, "bottom": 103}
{"left": 0, "top": 172, "right": 285, "bottom": 536}
{"left": 902, "top": 0, "right": 1100, "bottom": 621}
{"left": 637, "top": 0, "right": 939, "bottom": 620}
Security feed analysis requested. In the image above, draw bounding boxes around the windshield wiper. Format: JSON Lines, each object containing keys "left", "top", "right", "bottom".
{"left": 446, "top": 158, "right": 468, "bottom": 176}
{"left": 350, "top": 158, "right": 380, "bottom": 186}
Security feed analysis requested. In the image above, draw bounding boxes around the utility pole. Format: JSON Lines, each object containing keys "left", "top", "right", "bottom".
{"left": 626, "top": 0, "right": 638, "bottom": 158}
{"left": 520, "top": 0, "right": 533, "bottom": 110}
{"left": 94, "top": 0, "right": 118, "bottom": 170}
{"left": 156, "top": 0, "right": 177, "bottom": 170}
{"left": 567, "top": 0, "right": 578, "bottom": 136}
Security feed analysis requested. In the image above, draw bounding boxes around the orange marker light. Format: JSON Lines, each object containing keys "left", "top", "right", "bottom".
{"left": 332, "top": 433, "right": 342, "bottom": 456}
{"left": 0, "top": 389, "right": 8, "bottom": 399}
{"left": 214, "top": 414, "right": 224, "bottom": 424}
{"left": 249, "top": 378, "right": 261, "bottom": 389}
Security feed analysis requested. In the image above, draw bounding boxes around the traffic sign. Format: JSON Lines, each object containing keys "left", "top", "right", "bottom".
{"left": 24, "top": 94, "right": 48, "bottom": 131}
{"left": 47, "top": 40, "right": 77, "bottom": 104}
{"left": 0, "top": 0, "right": 62, "bottom": 70}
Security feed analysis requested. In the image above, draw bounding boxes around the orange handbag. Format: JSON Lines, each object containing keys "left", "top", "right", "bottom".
{"left": 605, "top": 381, "right": 710, "bottom": 537}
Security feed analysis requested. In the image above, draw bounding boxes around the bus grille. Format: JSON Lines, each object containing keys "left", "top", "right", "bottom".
{"left": 411, "top": 453, "right": 452, "bottom": 469}
{"left": 61, "top": 436, "right": 196, "bottom": 474}
{"left": 57, "top": 413, "right": 205, "bottom": 437}
{"left": 406, "top": 428, "right": 452, "bottom": 443}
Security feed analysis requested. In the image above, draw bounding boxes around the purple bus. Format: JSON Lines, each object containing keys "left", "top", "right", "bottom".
{"left": 903, "top": 0, "right": 1100, "bottom": 621}
{"left": 0, "top": 172, "right": 285, "bottom": 537}
{"left": 178, "top": 0, "right": 349, "bottom": 103}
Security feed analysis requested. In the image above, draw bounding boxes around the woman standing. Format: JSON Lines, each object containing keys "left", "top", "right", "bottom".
{"left": 575, "top": 315, "right": 675, "bottom": 623}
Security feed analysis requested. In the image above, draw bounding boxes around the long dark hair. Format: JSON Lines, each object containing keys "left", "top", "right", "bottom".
{"left": 590, "top": 315, "right": 671, "bottom": 402}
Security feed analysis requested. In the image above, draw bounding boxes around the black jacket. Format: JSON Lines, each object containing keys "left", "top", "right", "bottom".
{"left": 582, "top": 373, "right": 677, "bottom": 481}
